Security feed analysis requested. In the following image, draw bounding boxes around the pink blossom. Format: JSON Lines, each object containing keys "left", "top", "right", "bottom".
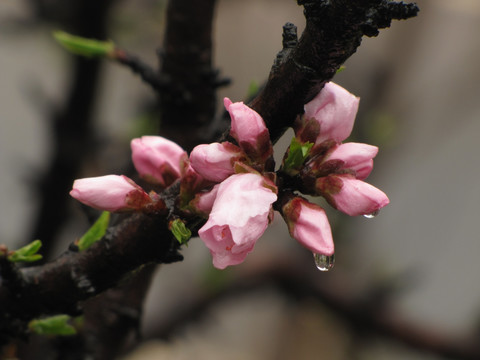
{"left": 282, "top": 197, "right": 334, "bottom": 256}
{"left": 316, "top": 175, "right": 389, "bottom": 216}
{"left": 131, "top": 136, "right": 187, "bottom": 187}
{"left": 198, "top": 173, "right": 278, "bottom": 269}
{"left": 224, "top": 97, "right": 272, "bottom": 159}
{"left": 301, "top": 82, "right": 359, "bottom": 145}
{"left": 70, "top": 175, "right": 151, "bottom": 212}
{"left": 190, "top": 142, "right": 243, "bottom": 182}
{"left": 326, "top": 142, "right": 378, "bottom": 180}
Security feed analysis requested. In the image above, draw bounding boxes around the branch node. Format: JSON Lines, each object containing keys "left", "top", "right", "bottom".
{"left": 282, "top": 22, "right": 298, "bottom": 49}
{"left": 271, "top": 23, "right": 299, "bottom": 75}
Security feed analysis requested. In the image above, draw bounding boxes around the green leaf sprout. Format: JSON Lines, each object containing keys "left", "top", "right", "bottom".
{"left": 53, "top": 30, "right": 115, "bottom": 58}
{"left": 170, "top": 219, "right": 192, "bottom": 245}
{"left": 283, "top": 137, "right": 314, "bottom": 174}
{"left": 8, "top": 240, "right": 43, "bottom": 263}
{"left": 77, "top": 211, "right": 110, "bottom": 251}
{"left": 29, "top": 315, "right": 77, "bottom": 336}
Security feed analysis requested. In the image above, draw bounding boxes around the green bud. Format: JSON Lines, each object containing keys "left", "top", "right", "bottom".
{"left": 29, "top": 315, "right": 77, "bottom": 336}
{"left": 8, "top": 240, "right": 43, "bottom": 263}
{"left": 170, "top": 219, "right": 191, "bottom": 245}
{"left": 336, "top": 65, "right": 346, "bottom": 74}
{"left": 53, "top": 30, "right": 115, "bottom": 58}
{"left": 77, "top": 211, "right": 110, "bottom": 251}
{"left": 282, "top": 137, "right": 313, "bottom": 175}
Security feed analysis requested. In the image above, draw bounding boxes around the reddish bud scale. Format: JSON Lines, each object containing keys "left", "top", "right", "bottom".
{"left": 316, "top": 175, "right": 344, "bottom": 195}
{"left": 282, "top": 197, "right": 303, "bottom": 223}
{"left": 125, "top": 189, "right": 154, "bottom": 209}
{"left": 307, "top": 159, "right": 345, "bottom": 178}
{"left": 294, "top": 117, "right": 320, "bottom": 144}
{"left": 142, "top": 193, "right": 167, "bottom": 214}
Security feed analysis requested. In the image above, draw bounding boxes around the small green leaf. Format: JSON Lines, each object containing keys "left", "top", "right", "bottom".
{"left": 8, "top": 240, "right": 43, "bottom": 263}
{"left": 29, "top": 315, "right": 77, "bottom": 336}
{"left": 336, "top": 65, "right": 346, "bottom": 74}
{"left": 53, "top": 30, "right": 115, "bottom": 58}
{"left": 77, "top": 211, "right": 110, "bottom": 251}
{"left": 170, "top": 219, "right": 191, "bottom": 245}
{"left": 283, "top": 137, "right": 313, "bottom": 174}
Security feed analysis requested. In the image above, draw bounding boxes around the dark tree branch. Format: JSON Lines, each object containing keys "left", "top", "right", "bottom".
{"left": 159, "top": 0, "right": 220, "bottom": 151}
{"left": 250, "top": 0, "right": 418, "bottom": 142}
{"left": 0, "top": 0, "right": 419, "bottom": 347}
{"left": 78, "top": 264, "right": 157, "bottom": 360}
{"left": 0, "top": 211, "right": 182, "bottom": 344}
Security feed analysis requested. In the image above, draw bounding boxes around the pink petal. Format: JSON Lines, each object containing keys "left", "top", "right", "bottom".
{"left": 303, "top": 82, "right": 359, "bottom": 144}
{"left": 318, "top": 175, "right": 389, "bottom": 216}
{"left": 131, "top": 136, "right": 187, "bottom": 187}
{"left": 198, "top": 173, "right": 278, "bottom": 269}
{"left": 190, "top": 184, "right": 220, "bottom": 216}
{"left": 190, "top": 142, "right": 243, "bottom": 182}
{"left": 70, "top": 175, "right": 151, "bottom": 212}
{"left": 224, "top": 97, "right": 272, "bottom": 159}
{"left": 327, "top": 142, "right": 378, "bottom": 180}
{"left": 282, "top": 197, "right": 334, "bottom": 256}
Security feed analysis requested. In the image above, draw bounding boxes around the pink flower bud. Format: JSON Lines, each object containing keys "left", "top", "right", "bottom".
{"left": 198, "top": 173, "right": 278, "bottom": 269}
{"left": 131, "top": 136, "right": 187, "bottom": 187}
{"left": 190, "top": 142, "right": 243, "bottom": 182}
{"left": 178, "top": 159, "right": 215, "bottom": 209}
{"left": 70, "top": 175, "right": 151, "bottom": 212}
{"left": 316, "top": 175, "right": 389, "bottom": 216}
{"left": 189, "top": 184, "right": 219, "bottom": 216}
{"left": 326, "top": 142, "right": 378, "bottom": 180}
{"left": 224, "top": 97, "right": 272, "bottom": 160}
{"left": 300, "top": 82, "right": 359, "bottom": 145}
{"left": 282, "top": 197, "right": 334, "bottom": 256}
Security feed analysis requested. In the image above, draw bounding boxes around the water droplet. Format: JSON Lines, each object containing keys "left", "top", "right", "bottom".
{"left": 313, "top": 253, "right": 335, "bottom": 271}
{"left": 363, "top": 210, "right": 380, "bottom": 219}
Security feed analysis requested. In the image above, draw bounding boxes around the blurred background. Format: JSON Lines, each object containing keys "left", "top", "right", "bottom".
{"left": 1, "top": 0, "right": 480, "bottom": 359}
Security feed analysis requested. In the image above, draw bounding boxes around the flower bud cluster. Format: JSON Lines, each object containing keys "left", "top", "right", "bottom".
{"left": 279, "top": 82, "right": 389, "bottom": 259}
{"left": 69, "top": 82, "right": 389, "bottom": 270}
{"left": 187, "top": 98, "right": 277, "bottom": 269}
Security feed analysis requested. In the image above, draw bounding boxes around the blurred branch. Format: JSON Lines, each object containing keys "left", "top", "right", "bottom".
{"left": 159, "top": 0, "right": 222, "bottom": 151}
{"left": 147, "top": 257, "right": 480, "bottom": 360}
{"left": 30, "top": 0, "right": 115, "bottom": 259}
{"left": 112, "top": 49, "right": 169, "bottom": 92}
